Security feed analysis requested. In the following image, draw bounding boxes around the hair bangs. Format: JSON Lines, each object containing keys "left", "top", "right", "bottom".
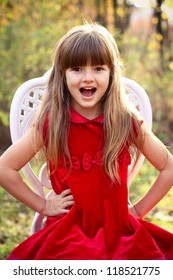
{"left": 62, "top": 32, "right": 113, "bottom": 70}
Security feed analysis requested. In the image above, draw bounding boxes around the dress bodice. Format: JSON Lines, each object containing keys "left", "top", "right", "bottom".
{"left": 49, "top": 108, "right": 131, "bottom": 241}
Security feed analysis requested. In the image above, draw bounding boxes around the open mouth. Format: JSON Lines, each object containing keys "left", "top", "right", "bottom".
{"left": 80, "top": 87, "right": 96, "bottom": 97}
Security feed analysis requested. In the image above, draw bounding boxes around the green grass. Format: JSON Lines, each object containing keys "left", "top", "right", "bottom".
{"left": 0, "top": 160, "right": 173, "bottom": 259}
{"left": 0, "top": 188, "right": 32, "bottom": 259}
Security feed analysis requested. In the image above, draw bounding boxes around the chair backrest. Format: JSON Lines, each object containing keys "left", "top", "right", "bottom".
{"left": 10, "top": 70, "right": 52, "bottom": 198}
{"left": 122, "top": 77, "right": 152, "bottom": 184}
{"left": 10, "top": 71, "right": 152, "bottom": 233}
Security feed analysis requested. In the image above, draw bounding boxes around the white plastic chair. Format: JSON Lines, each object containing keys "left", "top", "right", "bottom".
{"left": 10, "top": 70, "right": 152, "bottom": 234}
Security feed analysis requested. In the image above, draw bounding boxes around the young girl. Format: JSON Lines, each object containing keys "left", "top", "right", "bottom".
{"left": 0, "top": 22, "right": 173, "bottom": 260}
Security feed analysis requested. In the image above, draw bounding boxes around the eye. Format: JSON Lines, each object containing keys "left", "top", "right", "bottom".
{"left": 72, "top": 67, "right": 82, "bottom": 72}
{"left": 94, "top": 66, "right": 105, "bottom": 71}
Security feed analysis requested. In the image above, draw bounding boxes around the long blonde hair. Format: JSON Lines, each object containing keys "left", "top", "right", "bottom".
{"left": 34, "top": 23, "right": 142, "bottom": 183}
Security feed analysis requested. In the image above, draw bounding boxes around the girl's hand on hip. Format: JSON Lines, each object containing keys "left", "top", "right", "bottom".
{"left": 42, "top": 189, "right": 74, "bottom": 216}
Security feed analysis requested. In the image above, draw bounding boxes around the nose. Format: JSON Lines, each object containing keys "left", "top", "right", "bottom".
{"left": 82, "top": 69, "right": 94, "bottom": 83}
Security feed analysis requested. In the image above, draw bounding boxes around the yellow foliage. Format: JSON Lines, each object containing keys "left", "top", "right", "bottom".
{"left": 161, "top": 12, "right": 168, "bottom": 21}
{"left": 155, "top": 33, "right": 163, "bottom": 41}
{"left": 116, "top": 7, "right": 125, "bottom": 18}
{"left": 168, "top": 62, "right": 173, "bottom": 71}
{"left": 152, "top": 17, "right": 158, "bottom": 25}
{"left": 148, "top": 40, "right": 160, "bottom": 51}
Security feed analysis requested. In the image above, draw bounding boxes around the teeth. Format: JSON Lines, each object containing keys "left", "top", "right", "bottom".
{"left": 80, "top": 87, "right": 96, "bottom": 96}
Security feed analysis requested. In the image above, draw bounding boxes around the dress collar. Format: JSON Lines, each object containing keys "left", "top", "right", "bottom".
{"left": 70, "top": 107, "right": 103, "bottom": 124}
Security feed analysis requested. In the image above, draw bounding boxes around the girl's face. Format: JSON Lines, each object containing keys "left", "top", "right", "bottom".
{"left": 65, "top": 64, "right": 110, "bottom": 119}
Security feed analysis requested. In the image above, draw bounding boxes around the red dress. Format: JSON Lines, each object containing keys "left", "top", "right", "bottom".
{"left": 7, "top": 108, "right": 173, "bottom": 260}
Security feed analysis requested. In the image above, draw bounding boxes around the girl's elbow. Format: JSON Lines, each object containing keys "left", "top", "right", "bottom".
{"left": 0, "top": 158, "right": 15, "bottom": 183}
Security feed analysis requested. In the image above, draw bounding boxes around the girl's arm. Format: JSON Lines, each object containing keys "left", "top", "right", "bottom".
{"left": 129, "top": 122, "right": 173, "bottom": 218}
{"left": 0, "top": 128, "right": 74, "bottom": 216}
